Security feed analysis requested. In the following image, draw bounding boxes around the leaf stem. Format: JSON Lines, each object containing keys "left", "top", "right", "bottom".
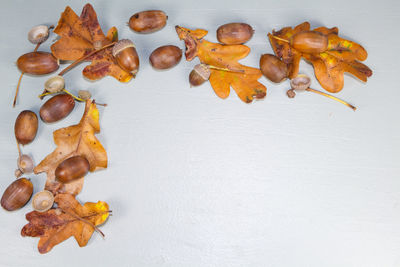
{"left": 60, "top": 208, "right": 106, "bottom": 238}
{"left": 306, "top": 88, "right": 356, "bottom": 111}
{"left": 271, "top": 35, "right": 290, "bottom": 43}
{"left": 208, "top": 65, "right": 245, "bottom": 74}
{"left": 58, "top": 41, "right": 116, "bottom": 76}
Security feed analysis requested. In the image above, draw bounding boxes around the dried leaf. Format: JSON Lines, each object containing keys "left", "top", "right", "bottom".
{"left": 21, "top": 194, "right": 109, "bottom": 254}
{"left": 176, "top": 26, "right": 266, "bottom": 103}
{"left": 34, "top": 100, "right": 107, "bottom": 195}
{"left": 51, "top": 4, "right": 132, "bottom": 82}
{"left": 268, "top": 22, "right": 372, "bottom": 93}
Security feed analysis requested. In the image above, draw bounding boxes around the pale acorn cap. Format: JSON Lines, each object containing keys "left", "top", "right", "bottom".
{"left": 290, "top": 74, "right": 311, "bottom": 93}
{"left": 32, "top": 190, "right": 54, "bottom": 212}
{"left": 78, "top": 90, "right": 92, "bottom": 100}
{"left": 28, "top": 25, "right": 49, "bottom": 44}
{"left": 193, "top": 64, "right": 211, "bottom": 80}
{"left": 112, "top": 39, "right": 135, "bottom": 57}
{"left": 44, "top": 76, "right": 65, "bottom": 93}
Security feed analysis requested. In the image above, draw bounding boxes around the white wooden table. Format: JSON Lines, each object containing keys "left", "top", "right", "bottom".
{"left": 0, "top": 0, "right": 399, "bottom": 266}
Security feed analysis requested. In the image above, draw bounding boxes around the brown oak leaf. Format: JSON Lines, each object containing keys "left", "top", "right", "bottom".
{"left": 176, "top": 26, "right": 266, "bottom": 103}
{"left": 268, "top": 22, "right": 372, "bottom": 93}
{"left": 51, "top": 4, "right": 133, "bottom": 82}
{"left": 34, "top": 100, "right": 107, "bottom": 196}
{"left": 21, "top": 194, "right": 110, "bottom": 254}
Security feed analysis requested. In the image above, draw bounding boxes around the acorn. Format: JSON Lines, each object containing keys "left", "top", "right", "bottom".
{"left": 128, "top": 10, "right": 167, "bottom": 33}
{"left": 55, "top": 155, "right": 90, "bottom": 183}
{"left": 217, "top": 23, "right": 254, "bottom": 45}
{"left": 189, "top": 64, "right": 210, "bottom": 86}
{"left": 39, "top": 94, "right": 75, "bottom": 123}
{"left": 149, "top": 45, "right": 182, "bottom": 70}
{"left": 112, "top": 39, "right": 140, "bottom": 75}
{"left": 28, "top": 25, "right": 50, "bottom": 44}
{"left": 17, "top": 52, "right": 59, "bottom": 75}
{"left": 32, "top": 190, "right": 54, "bottom": 212}
{"left": 259, "top": 54, "right": 288, "bottom": 83}
{"left": 15, "top": 110, "right": 38, "bottom": 145}
{"left": 44, "top": 76, "right": 65, "bottom": 93}
{"left": 1, "top": 178, "right": 33, "bottom": 211}
{"left": 290, "top": 31, "right": 328, "bottom": 54}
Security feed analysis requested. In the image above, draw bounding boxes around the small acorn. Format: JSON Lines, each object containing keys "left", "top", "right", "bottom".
{"left": 112, "top": 39, "right": 140, "bottom": 75}
{"left": 40, "top": 94, "right": 75, "bottom": 123}
{"left": 55, "top": 155, "right": 90, "bottom": 183}
{"left": 15, "top": 110, "right": 38, "bottom": 145}
{"left": 32, "top": 190, "right": 54, "bottom": 212}
{"left": 1, "top": 178, "right": 33, "bottom": 211}
{"left": 28, "top": 25, "right": 50, "bottom": 44}
{"left": 17, "top": 52, "right": 59, "bottom": 75}
{"left": 259, "top": 54, "right": 288, "bottom": 83}
{"left": 44, "top": 76, "right": 65, "bottom": 93}
{"left": 189, "top": 64, "right": 210, "bottom": 86}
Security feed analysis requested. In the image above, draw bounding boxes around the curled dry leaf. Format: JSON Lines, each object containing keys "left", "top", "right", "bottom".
{"left": 268, "top": 22, "right": 372, "bottom": 93}
{"left": 34, "top": 100, "right": 107, "bottom": 195}
{"left": 21, "top": 193, "right": 110, "bottom": 254}
{"left": 176, "top": 26, "right": 266, "bottom": 103}
{"left": 51, "top": 4, "right": 133, "bottom": 82}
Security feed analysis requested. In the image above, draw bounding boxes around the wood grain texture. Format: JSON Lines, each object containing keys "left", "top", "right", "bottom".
{"left": 0, "top": 0, "right": 399, "bottom": 266}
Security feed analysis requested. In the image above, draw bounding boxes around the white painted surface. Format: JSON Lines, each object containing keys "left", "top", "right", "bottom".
{"left": 0, "top": 0, "right": 399, "bottom": 266}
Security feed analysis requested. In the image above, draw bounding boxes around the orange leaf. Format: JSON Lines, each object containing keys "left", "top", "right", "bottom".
{"left": 34, "top": 100, "right": 107, "bottom": 196}
{"left": 21, "top": 194, "right": 110, "bottom": 254}
{"left": 176, "top": 26, "right": 266, "bottom": 103}
{"left": 51, "top": 4, "right": 132, "bottom": 82}
{"left": 269, "top": 22, "right": 372, "bottom": 93}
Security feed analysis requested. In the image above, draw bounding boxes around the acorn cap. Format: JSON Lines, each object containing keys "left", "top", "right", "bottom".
{"left": 290, "top": 74, "right": 311, "bottom": 92}
{"left": 28, "top": 25, "right": 49, "bottom": 44}
{"left": 32, "top": 190, "right": 54, "bottom": 212}
{"left": 112, "top": 39, "right": 135, "bottom": 57}
{"left": 44, "top": 76, "right": 65, "bottom": 93}
{"left": 193, "top": 64, "right": 211, "bottom": 80}
{"left": 17, "top": 154, "right": 34, "bottom": 174}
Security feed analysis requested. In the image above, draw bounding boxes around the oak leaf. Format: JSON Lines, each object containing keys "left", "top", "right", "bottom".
{"left": 21, "top": 194, "right": 110, "bottom": 254}
{"left": 268, "top": 22, "right": 372, "bottom": 93}
{"left": 34, "top": 100, "right": 107, "bottom": 196}
{"left": 176, "top": 26, "right": 266, "bottom": 103}
{"left": 51, "top": 4, "right": 133, "bottom": 82}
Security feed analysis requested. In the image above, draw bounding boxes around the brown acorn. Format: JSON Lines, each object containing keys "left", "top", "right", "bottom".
{"left": 15, "top": 110, "right": 38, "bottom": 145}
{"left": 189, "top": 64, "right": 211, "bottom": 86}
{"left": 128, "top": 10, "right": 167, "bottom": 33}
{"left": 39, "top": 94, "right": 75, "bottom": 123}
{"left": 149, "top": 45, "right": 182, "bottom": 70}
{"left": 112, "top": 39, "right": 140, "bottom": 75}
{"left": 17, "top": 52, "right": 59, "bottom": 75}
{"left": 1, "top": 178, "right": 33, "bottom": 211}
{"left": 290, "top": 31, "right": 328, "bottom": 54}
{"left": 217, "top": 23, "right": 254, "bottom": 45}
{"left": 55, "top": 155, "right": 90, "bottom": 183}
{"left": 259, "top": 54, "right": 288, "bottom": 83}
